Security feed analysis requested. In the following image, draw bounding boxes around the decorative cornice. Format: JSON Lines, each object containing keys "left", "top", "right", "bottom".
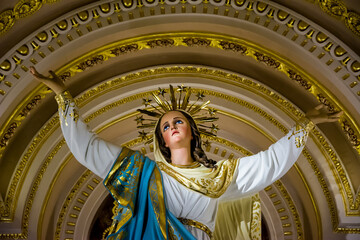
{"left": 1, "top": 0, "right": 359, "bottom": 96}
{"left": 0, "top": 0, "right": 359, "bottom": 37}
{"left": 1, "top": 33, "right": 359, "bottom": 163}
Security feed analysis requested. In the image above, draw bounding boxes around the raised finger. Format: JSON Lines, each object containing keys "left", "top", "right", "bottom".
{"left": 332, "top": 111, "right": 343, "bottom": 118}
{"left": 29, "top": 66, "right": 36, "bottom": 75}
{"left": 30, "top": 67, "right": 46, "bottom": 79}
{"left": 327, "top": 117, "right": 340, "bottom": 122}
{"left": 30, "top": 66, "right": 41, "bottom": 76}
{"left": 315, "top": 104, "right": 325, "bottom": 110}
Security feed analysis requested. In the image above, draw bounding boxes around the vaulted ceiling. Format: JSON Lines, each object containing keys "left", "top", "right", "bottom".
{"left": 0, "top": 0, "right": 359, "bottom": 239}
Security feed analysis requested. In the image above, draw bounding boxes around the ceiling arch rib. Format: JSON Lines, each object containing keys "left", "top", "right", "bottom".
{"left": 0, "top": 0, "right": 359, "bottom": 102}
{"left": 1, "top": 32, "right": 360, "bottom": 179}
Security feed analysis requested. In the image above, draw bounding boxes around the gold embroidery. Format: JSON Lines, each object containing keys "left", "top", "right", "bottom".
{"left": 178, "top": 217, "right": 213, "bottom": 239}
{"left": 250, "top": 194, "right": 261, "bottom": 240}
{"left": 149, "top": 167, "right": 167, "bottom": 239}
{"left": 288, "top": 117, "right": 314, "bottom": 148}
{"left": 55, "top": 90, "right": 79, "bottom": 126}
{"left": 69, "top": 108, "right": 79, "bottom": 123}
{"left": 157, "top": 159, "right": 238, "bottom": 198}
{"left": 103, "top": 147, "right": 144, "bottom": 239}
{"left": 55, "top": 90, "right": 72, "bottom": 111}
{"left": 167, "top": 219, "right": 185, "bottom": 240}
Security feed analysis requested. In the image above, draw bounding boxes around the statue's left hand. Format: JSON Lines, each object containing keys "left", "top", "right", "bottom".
{"left": 306, "top": 104, "right": 343, "bottom": 125}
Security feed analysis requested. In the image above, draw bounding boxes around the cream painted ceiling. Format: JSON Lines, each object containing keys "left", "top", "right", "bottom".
{"left": 0, "top": 0, "right": 359, "bottom": 239}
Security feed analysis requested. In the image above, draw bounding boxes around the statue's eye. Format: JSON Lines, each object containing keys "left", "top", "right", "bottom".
{"left": 163, "top": 125, "right": 169, "bottom": 131}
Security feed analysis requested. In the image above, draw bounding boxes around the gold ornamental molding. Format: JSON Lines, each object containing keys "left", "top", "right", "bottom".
{"left": 1, "top": 0, "right": 359, "bottom": 94}
{"left": 0, "top": 0, "right": 359, "bottom": 37}
{"left": 311, "top": 0, "right": 360, "bottom": 37}
{"left": 0, "top": 0, "right": 60, "bottom": 36}
{"left": 1, "top": 68, "right": 358, "bottom": 239}
{"left": 1, "top": 32, "right": 359, "bottom": 161}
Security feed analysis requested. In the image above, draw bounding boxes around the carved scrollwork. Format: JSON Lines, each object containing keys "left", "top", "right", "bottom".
{"left": 20, "top": 95, "right": 42, "bottom": 117}
{"left": 183, "top": 37, "right": 211, "bottom": 47}
{"left": 254, "top": 52, "right": 281, "bottom": 69}
{"left": 77, "top": 55, "right": 105, "bottom": 71}
{"left": 342, "top": 119, "right": 360, "bottom": 147}
{"left": 345, "top": 11, "right": 360, "bottom": 37}
{"left": 59, "top": 72, "right": 71, "bottom": 82}
{"left": 0, "top": 10, "right": 15, "bottom": 36}
{"left": 319, "top": 0, "right": 360, "bottom": 36}
{"left": 219, "top": 41, "right": 247, "bottom": 53}
{"left": 110, "top": 44, "right": 139, "bottom": 56}
{"left": 147, "top": 39, "right": 175, "bottom": 48}
{"left": 0, "top": 123, "right": 17, "bottom": 148}
{"left": 287, "top": 69, "right": 312, "bottom": 90}
{"left": 320, "top": 0, "right": 347, "bottom": 18}
{"left": 13, "top": 0, "right": 42, "bottom": 19}
{"left": 317, "top": 93, "right": 336, "bottom": 112}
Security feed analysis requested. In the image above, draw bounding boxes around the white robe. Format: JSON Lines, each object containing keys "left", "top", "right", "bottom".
{"left": 58, "top": 97, "right": 309, "bottom": 239}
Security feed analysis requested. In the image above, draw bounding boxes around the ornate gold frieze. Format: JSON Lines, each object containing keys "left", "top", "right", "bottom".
{"left": 317, "top": 93, "right": 337, "bottom": 112}
{"left": 4, "top": 30, "right": 359, "bottom": 158}
{"left": 147, "top": 39, "right": 175, "bottom": 48}
{"left": 19, "top": 95, "right": 42, "bottom": 117}
{"left": 1, "top": 0, "right": 358, "bottom": 37}
{"left": 0, "top": 122, "right": 17, "bottom": 148}
{"left": 0, "top": 0, "right": 60, "bottom": 36}
{"left": 0, "top": 87, "right": 51, "bottom": 158}
{"left": 313, "top": 0, "right": 360, "bottom": 37}
{"left": 110, "top": 44, "right": 139, "bottom": 56}
{"left": 77, "top": 55, "right": 105, "bottom": 71}
{"left": 253, "top": 52, "right": 281, "bottom": 69}
{"left": 0, "top": 10, "right": 15, "bottom": 36}
{"left": 1, "top": 0, "right": 358, "bottom": 85}
{"left": 287, "top": 69, "right": 312, "bottom": 90}
{"left": 342, "top": 120, "right": 360, "bottom": 151}
{"left": 219, "top": 41, "right": 247, "bottom": 53}
{"left": 183, "top": 37, "right": 211, "bottom": 47}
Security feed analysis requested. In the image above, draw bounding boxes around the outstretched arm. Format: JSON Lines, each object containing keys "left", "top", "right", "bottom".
{"left": 30, "top": 67, "right": 121, "bottom": 178}
{"left": 221, "top": 106, "right": 342, "bottom": 199}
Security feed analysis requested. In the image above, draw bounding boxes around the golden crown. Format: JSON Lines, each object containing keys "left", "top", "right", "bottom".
{"left": 136, "top": 85, "right": 219, "bottom": 144}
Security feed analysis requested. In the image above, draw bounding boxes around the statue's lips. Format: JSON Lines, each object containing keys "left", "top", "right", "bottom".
{"left": 172, "top": 131, "right": 179, "bottom": 136}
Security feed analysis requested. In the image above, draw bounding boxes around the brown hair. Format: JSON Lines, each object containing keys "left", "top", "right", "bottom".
{"left": 155, "top": 110, "right": 217, "bottom": 168}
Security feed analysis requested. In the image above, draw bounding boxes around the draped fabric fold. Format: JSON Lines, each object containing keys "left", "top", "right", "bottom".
{"left": 215, "top": 194, "right": 261, "bottom": 240}
{"left": 103, "top": 147, "right": 197, "bottom": 240}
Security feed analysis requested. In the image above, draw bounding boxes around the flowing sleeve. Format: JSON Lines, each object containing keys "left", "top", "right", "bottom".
{"left": 221, "top": 118, "right": 314, "bottom": 200}
{"left": 56, "top": 91, "right": 122, "bottom": 178}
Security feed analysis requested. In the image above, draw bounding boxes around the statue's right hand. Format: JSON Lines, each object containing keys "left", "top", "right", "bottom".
{"left": 30, "top": 66, "right": 66, "bottom": 94}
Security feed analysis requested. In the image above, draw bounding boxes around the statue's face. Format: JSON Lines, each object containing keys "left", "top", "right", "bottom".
{"left": 160, "top": 111, "right": 193, "bottom": 149}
